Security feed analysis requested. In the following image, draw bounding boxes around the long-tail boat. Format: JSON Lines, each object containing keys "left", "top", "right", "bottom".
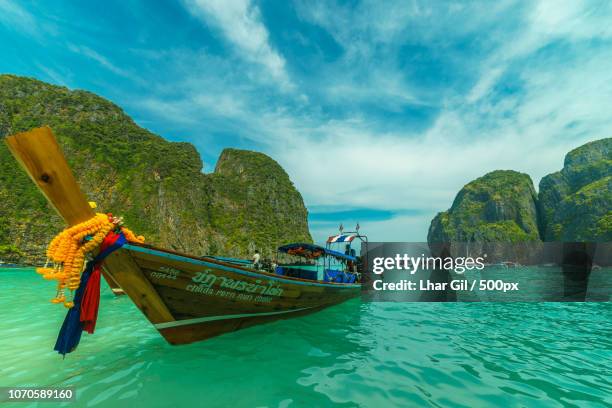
{"left": 5, "top": 127, "right": 362, "bottom": 345}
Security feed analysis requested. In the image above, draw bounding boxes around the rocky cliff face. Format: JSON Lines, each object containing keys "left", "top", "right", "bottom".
{"left": 206, "top": 148, "right": 311, "bottom": 255}
{"left": 428, "top": 170, "right": 540, "bottom": 243}
{"left": 538, "top": 138, "right": 611, "bottom": 241}
{"left": 0, "top": 75, "right": 311, "bottom": 264}
{"left": 428, "top": 139, "right": 611, "bottom": 248}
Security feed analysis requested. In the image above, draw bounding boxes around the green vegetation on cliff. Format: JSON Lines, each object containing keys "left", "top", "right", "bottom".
{"left": 538, "top": 138, "right": 611, "bottom": 241}
{"left": 0, "top": 75, "right": 311, "bottom": 264}
{"left": 428, "top": 170, "right": 540, "bottom": 243}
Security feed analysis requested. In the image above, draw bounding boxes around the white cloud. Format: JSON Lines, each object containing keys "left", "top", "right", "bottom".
{"left": 528, "top": 0, "right": 612, "bottom": 41}
{"left": 465, "top": 0, "right": 612, "bottom": 104}
{"left": 34, "top": 63, "right": 71, "bottom": 87}
{"left": 0, "top": 0, "right": 41, "bottom": 38}
{"left": 466, "top": 68, "right": 504, "bottom": 104}
{"left": 67, "top": 44, "right": 135, "bottom": 79}
{"left": 183, "top": 0, "right": 292, "bottom": 90}
{"left": 139, "top": 98, "right": 200, "bottom": 126}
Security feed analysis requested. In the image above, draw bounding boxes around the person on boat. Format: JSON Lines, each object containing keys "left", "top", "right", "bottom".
{"left": 253, "top": 250, "right": 261, "bottom": 269}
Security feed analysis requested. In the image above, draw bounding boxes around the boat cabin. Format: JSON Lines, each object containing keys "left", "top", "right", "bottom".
{"left": 276, "top": 232, "right": 365, "bottom": 283}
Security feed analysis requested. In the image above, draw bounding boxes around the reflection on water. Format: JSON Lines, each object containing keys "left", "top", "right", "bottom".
{"left": 1, "top": 268, "right": 611, "bottom": 407}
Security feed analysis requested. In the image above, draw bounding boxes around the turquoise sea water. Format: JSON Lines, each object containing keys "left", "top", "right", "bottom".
{"left": 1, "top": 267, "right": 611, "bottom": 408}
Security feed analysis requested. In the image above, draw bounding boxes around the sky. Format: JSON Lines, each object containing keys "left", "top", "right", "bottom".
{"left": 1, "top": 0, "right": 611, "bottom": 244}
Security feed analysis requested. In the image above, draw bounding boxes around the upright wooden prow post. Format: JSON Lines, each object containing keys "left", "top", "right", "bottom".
{"left": 5, "top": 127, "right": 95, "bottom": 225}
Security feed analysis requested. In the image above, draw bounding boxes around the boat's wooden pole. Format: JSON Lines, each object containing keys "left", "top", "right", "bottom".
{"left": 5, "top": 126, "right": 174, "bottom": 324}
{"left": 5, "top": 127, "right": 95, "bottom": 225}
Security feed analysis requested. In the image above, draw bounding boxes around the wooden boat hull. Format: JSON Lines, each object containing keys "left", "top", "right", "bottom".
{"left": 116, "top": 244, "right": 361, "bottom": 344}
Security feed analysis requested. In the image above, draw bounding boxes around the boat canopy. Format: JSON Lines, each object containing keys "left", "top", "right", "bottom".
{"left": 278, "top": 243, "right": 357, "bottom": 262}
{"left": 327, "top": 234, "right": 357, "bottom": 243}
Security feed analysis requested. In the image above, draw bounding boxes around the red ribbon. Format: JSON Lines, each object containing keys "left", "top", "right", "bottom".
{"left": 80, "top": 231, "right": 121, "bottom": 334}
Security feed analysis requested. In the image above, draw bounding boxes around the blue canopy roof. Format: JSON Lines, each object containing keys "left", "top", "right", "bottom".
{"left": 278, "top": 243, "right": 357, "bottom": 262}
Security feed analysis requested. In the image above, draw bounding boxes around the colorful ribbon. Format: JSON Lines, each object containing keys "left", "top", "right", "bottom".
{"left": 54, "top": 231, "right": 126, "bottom": 356}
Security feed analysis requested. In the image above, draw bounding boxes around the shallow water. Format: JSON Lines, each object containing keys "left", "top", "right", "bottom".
{"left": 1, "top": 268, "right": 611, "bottom": 407}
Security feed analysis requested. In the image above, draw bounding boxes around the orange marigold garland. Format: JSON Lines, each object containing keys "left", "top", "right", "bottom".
{"left": 36, "top": 212, "right": 144, "bottom": 308}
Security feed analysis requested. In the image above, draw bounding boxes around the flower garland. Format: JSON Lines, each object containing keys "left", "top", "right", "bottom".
{"left": 36, "top": 212, "right": 144, "bottom": 308}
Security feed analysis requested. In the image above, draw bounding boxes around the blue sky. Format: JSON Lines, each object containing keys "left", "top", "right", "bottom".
{"left": 1, "top": 0, "right": 611, "bottom": 244}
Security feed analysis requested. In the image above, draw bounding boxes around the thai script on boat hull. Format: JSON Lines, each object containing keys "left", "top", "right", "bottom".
{"left": 189, "top": 270, "right": 284, "bottom": 297}
{"left": 149, "top": 266, "right": 180, "bottom": 280}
